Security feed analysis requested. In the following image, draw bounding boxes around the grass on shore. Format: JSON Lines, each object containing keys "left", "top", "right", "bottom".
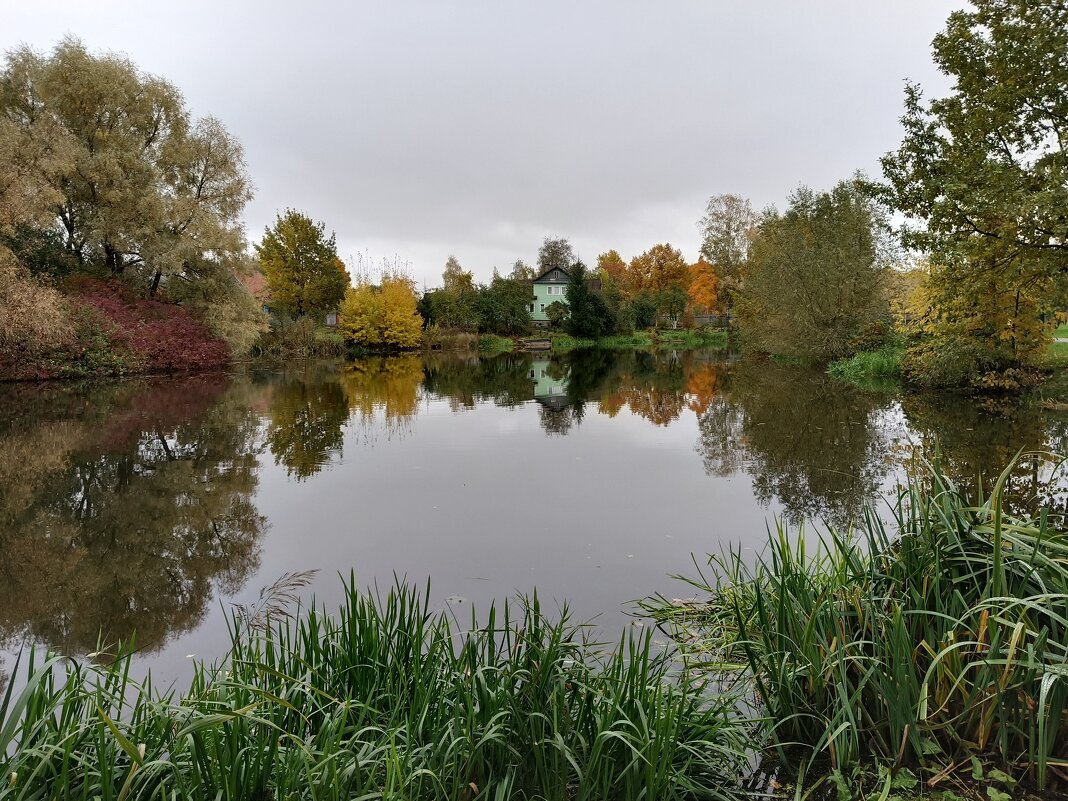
{"left": 1047, "top": 339, "right": 1068, "bottom": 368}
{"left": 644, "top": 457, "right": 1068, "bottom": 794}
{"left": 476, "top": 333, "right": 516, "bottom": 354}
{"left": 550, "top": 329, "right": 728, "bottom": 353}
{"left": 655, "top": 329, "right": 729, "bottom": 349}
{"left": 827, "top": 343, "right": 904, "bottom": 387}
{"left": 0, "top": 579, "right": 751, "bottom": 801}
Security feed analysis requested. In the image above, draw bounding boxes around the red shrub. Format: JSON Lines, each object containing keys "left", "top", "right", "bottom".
{"left": 70, "top": 278, "right": 230, "bottom": 373}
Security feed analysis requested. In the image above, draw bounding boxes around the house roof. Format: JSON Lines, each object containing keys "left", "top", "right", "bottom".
{"left": 238, "top": 268, "right": 270, "bottom": 302}
{"left": 533, "top": 265, "right": 571, "bottom": 282}
{"left": 531, "top": 266, "right": 602, "bottom": 294}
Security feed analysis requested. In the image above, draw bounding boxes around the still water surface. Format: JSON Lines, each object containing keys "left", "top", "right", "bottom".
{"left": 2, "top": 349, "right": 1067, "bottom": 687}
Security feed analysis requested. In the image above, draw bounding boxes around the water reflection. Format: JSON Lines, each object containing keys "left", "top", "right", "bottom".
{"left": 3, "top": 350, "right": 1068, "bottom": 666}
{"left": 341, "top": 355, "right": 423, "bottom": 442}
{"left": 694, "top": 359, "right": 893, "bottom": 527}
{"left": 266, "top": 364, "right": 348, "bottom": 479}
{"left": 900, "top": 393, "right": 1068, "bottom": 514}
{"left": 422, "top": 353, "right": 535, "bottom": 410}
{"left": 0, "top": 375, "right": 264, "bottom": 656}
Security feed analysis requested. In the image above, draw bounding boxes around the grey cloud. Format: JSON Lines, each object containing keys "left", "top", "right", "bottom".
{"left": 5, "top": 0, "right": 959, "bottom": 285}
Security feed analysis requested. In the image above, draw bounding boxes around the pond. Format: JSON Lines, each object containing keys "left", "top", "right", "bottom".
{"left": 2, "top": 348, "right": 1067, "bottom": 689}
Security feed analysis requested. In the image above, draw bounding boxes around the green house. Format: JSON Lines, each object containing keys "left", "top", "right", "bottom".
{"left": 527, "top": 266, "right": 602, "bottom": 327}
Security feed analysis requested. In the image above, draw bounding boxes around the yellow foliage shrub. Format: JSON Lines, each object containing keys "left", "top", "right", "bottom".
{"left": 339, "top": 274, "right": 422, "bottom": 350}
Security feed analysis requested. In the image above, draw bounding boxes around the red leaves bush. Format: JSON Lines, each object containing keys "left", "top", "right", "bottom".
{"left": 71, "top": 279, "right": 230, "bottom": 373}
{"left": 1, "top": 278, "right": 232, "bottom": 380}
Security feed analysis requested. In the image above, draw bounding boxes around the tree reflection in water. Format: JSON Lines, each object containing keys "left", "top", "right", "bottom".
{"left": 693, "top": 358, "right": 892, "bottom": 527}
{"left": 898, "top": 393, "right": 1068, "bottom": 516}
{"left": 340, "top": 355, "right": 423, "bottom": 444}
{"left": 266, "top": 364, "right": 349, "bottom": 480}
{"left": 0, "top": 375, "right": 264, "bottom": 658}
{"left": 5, "top": 351, "right": 1068, "bottom": 666}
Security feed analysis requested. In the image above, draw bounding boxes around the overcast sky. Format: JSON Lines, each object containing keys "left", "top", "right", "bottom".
{"left": 5, "top": 1, "right": 960, "bottom": 286}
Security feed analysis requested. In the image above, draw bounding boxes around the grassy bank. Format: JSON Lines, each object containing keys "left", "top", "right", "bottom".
{"left": 0, "top": 579, "right": 750, "bottom": 801}
{"left": 423, "top": 329, "right": 516, "bottom": 354}
{"left": 827, "top": 343, "right": 904, "bottom": 387}
{"left": 644, "top": 459, "right": 1068, "bottom": 796}
{"left": 253, "top": 320, "right": 347, "bottom": 359}
{"left": 655, "top": 329, "right": 729, "bottom": 349}
{"left": 476, "top": 333, "right": 516, "bottom": 354}
{"left": 1046, "top": 325, "right": 1068, "bottom": 369}
{"left": 549, "top": 329, "right": 728, "bottom": 353}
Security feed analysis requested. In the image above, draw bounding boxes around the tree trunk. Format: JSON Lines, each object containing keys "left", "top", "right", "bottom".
{"left": 149, "top": 269, "right": 162, "bottom": 297}
{"left": 104, "top": 243, "right": 123, "bottom": 275}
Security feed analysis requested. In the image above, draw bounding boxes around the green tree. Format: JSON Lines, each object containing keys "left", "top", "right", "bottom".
{"left": 629, "top": 293, "right": 659, "bottom": 330}
{"left": 657, "top": 286, "right": 689, "bottom": 330}
{"left": 509, "top": 259, "right": 536, "bottom": 281}
{"left": 477, "top": 275, "right": 532, "bottom": 335}
{"left": 596, "top": 249, "right": 627, "bottom": 282}
{"left": 545, "top": 300, "right": 570, "bottom": 328}
{"left": 537, "top": 237, "right": 574, "bottom": 273}
{"left": 427, "top": 255, "right": 480, "bottom": 330}
{"left": 737, "top": 180, "right": 892, "bottom": 362}
{"left": 442, "top": 255, "right": 475, "bottom": 293}
{"left": 256, "top": 210, "right": 348, "bottom": 318}
{"left": 879, "top": 0, "right": 1068, "bottom": 382}
{"left": 564, "top": 261, "right": 613, "bottom": 338}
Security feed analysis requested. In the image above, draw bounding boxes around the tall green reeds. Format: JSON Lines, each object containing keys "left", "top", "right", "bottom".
{"left": 0, "top": 578, "right": 750, "bottom": 800}
{"left": 646, "top": 458, "right": 1068, "bottom": 788}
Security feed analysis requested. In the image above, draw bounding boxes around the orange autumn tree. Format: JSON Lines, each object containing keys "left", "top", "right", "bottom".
{"left": 624, "top": 243, "right": 690, "bottom": 297}
{"left": 688, "top": 258, "right": 719, "bottom": 315}
{"left": 596, "top": 249, "right": 627, "bottom": 282}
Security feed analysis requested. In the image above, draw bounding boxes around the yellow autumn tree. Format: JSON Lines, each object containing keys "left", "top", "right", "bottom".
{"left": 338, "top": 273, "right": 423, "bottom": 350}
{"left": 902, "top": 253, "right": 1050, "bottom": 388}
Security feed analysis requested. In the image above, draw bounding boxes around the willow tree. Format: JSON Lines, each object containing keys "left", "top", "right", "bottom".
{"left": 879, "top": 0, "right": 1068, "bottom": 383}
{"left": 0, "top": 38, "right": 251, "bottom": 294}
{"left": 737, "top": 180, "right": 892, "bottom": 362}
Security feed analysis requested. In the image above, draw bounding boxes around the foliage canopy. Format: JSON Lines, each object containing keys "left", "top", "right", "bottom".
{"left": 256, "top": 210, "right": 348, "bottom": 319}
{"left": 737, "top": 180, "right": 892, "bottom": 362}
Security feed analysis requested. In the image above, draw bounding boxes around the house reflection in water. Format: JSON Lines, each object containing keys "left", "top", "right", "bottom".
{"left": 529, "top": 359, "right": 570, "bottom": 410}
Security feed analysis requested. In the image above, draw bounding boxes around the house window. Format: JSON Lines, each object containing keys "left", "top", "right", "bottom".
{"left": 540, "top": 304, "right": 545, "bottom": 312}
{"left": 530, "top": 369, "right": 536, "bottom": 378}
